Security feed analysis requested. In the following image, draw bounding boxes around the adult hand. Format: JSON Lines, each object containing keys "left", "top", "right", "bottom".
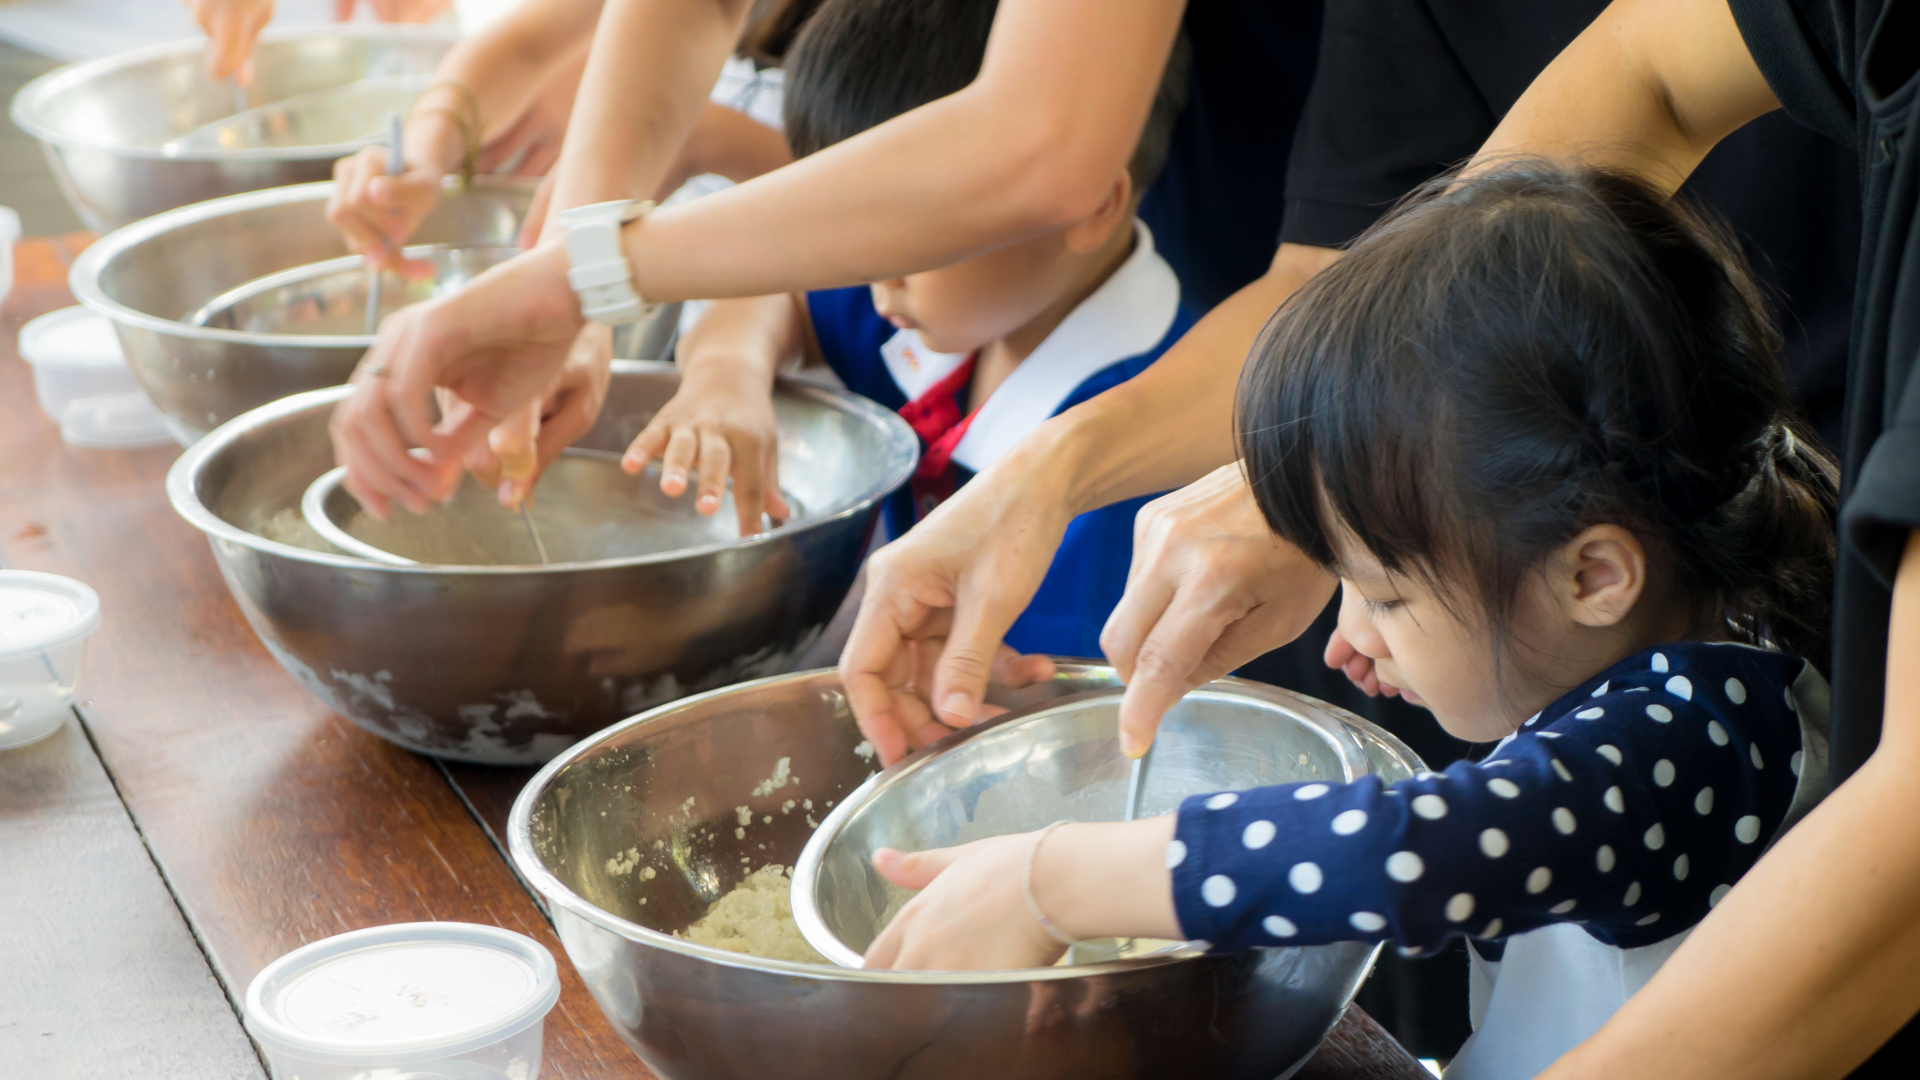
{"left": 327, "top": 144, "right": 447, "bottom": 270}
{"left": 1324, "top": 627, "right": 1402, "bottom": 698}
{"left": 838, "top": 446, "right": 1076, "bottom": 765}
{"left": 334, "top": 0, "right": 453, "bottom": 22}
{"left": 1100, "top": 463, "right": 1338, "bottom": 755}
{"left": 445, "top": 322, "right": 614, "bottom": 507}
{"left": 475, "top": 54, "right": 585, "bottom": 180}
{"left": 329, "top": 241, "right": 585, "bottom": 520}
{"left": 621, "top": 356, "right": 792, "bottom": 536}
{"left": 188, "top": 0, "right": 273, "bottom": 80}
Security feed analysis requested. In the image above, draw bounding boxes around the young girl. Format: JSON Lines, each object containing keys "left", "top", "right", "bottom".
{"left": 859, "top": 164, "right": 1839, "bottom": 1080}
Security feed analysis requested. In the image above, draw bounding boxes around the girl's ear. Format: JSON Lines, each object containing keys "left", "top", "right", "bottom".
{"left": 1559, "top": 524, "right": 1648, "bottom": 629}
{"left": 1063, "top": 173, "right": 1133, "bottom": 254}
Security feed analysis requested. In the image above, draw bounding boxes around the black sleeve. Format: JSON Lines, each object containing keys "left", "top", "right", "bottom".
{"left": 1844, "top": 363, "right": 1920, "bottom": 585}
{"left": 1279, "top": 0, "right": 1498, "bottom": 248}
{"left": 1727, "top": 0, "right": 1858, "bottom": 145}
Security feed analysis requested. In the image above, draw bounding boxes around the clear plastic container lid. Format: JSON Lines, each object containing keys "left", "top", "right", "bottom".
{"left": 18, "top": 306, "right": 125, "bottom": 370}
{"left": 244, "top": 922, "right": 561, "bottom": 1067}
{"left": 0, "top": 571, "right": 102, "bottom": 662}
{"left": 60, "top": 392, "right": 172, "bottom": 450}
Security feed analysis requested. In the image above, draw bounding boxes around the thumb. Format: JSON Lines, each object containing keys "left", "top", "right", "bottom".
{"left": 489, "top": 403, "right": 541, "bottom": 507}
{"left": 872, "top": 847, "right": 961, "bottom": 891}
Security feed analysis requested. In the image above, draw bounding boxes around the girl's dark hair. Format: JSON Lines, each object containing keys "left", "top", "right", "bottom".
{"left": 738, "top": 0, "right": 828, "bottom": 64}
{"left": 1237, "top": 162, "right": 1838, "bottom": 670}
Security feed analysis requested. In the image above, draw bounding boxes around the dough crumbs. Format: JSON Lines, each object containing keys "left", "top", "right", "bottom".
{"left": 735, "top": 827, "right": 746, "bottom": 839}
{"left": 751, "top": 757, "right": 793, "bottom": 797}
{"left": 736, "top": 805, "right": 753, "bottom": 827}
{"left": 762, "top": 815, "right": 773, "bottom": 825}
{"left": 782, "top": 799, "right": 797, "bottom": 814}
{"left": 678, "top": 866, "right": 827, "bottom": 964}
{"left": 605, "top": 846, "right": 642, "bottom": 876}
{"left": 640, "top": 866, "right": 657, "bottom": 881}
{"left": 853, "top": 740, "right": 876, "bottom": 761}
{"left": 803, "top": 799, "right": 813, "bottom": 810}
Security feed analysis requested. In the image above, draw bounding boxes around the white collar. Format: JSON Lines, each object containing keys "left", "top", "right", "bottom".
{"left": 874, "top": 219, "right": 1182, "bottom": 471}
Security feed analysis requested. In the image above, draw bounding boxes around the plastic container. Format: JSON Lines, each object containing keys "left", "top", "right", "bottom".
{"left": 244, "top": 922, "right": 561, "bottom": 1080}
{"left": 0, "top": 206, "right": 18, "bottom": 308}
{"left": 17, "top": 306, "right": 171, "bottom": 449}
{"left": 0, "top": 571, "right": 102, "bottom": 750}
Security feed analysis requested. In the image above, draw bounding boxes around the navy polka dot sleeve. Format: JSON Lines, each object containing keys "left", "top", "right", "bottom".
{"left": 1170, "top": 643, "right": 1811, "bottom": 952}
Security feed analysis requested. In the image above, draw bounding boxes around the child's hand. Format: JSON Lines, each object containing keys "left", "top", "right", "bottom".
{"left": 621, "top": 358, "right": 792, "bottom": 536}
{"left": 862, "top": 818, "right": 1182, "bottom": 972}
{"left": 862, "top": 834, "right": 1068, "bottom": 971}
{"left": 1323, "top": 629, "right": 1403, "bottom": 698}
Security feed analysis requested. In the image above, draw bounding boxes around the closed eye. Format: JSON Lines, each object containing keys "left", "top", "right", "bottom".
{"left": 1362, "top": 596, "right": 1404, "bottom": 617}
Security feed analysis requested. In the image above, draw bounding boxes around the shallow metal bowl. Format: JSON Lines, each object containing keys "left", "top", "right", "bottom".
{"left": 301, "top": 449, "right": 789, "bottom": 566}
{"left": 793, "top": 685, "right": 1371, "bottom": 968}
{"left": 186, "top": 243, "right": 522, "bottom": 335}
{"left": 507, "top": 665, "right": 1424, "bottom": 1080}
{"left": 165, "top": 363, "right": 917, "bottom": 764}
{"left": 10, "top": 26, "right": 456, "bottom": 231}
{"left": 68, "top": 177, "right": 594, "bottom": 444}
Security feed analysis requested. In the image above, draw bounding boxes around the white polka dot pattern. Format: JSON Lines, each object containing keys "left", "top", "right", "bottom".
{"left": 1163, "top": 645, "right": 1806, "bottom": 957}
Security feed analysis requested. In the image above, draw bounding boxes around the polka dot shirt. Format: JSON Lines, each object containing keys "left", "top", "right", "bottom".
{"left": 1170, "top": 643, "right": 1812, "bottom": 953}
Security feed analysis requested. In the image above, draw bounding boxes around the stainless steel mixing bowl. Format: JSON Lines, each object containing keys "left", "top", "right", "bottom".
{"left": 185, "top": 243, "right": 523, "bottom": 334}
{"left": 10, "top": 26, "right": 456, "bottom": 231}
{"left": 507, "top": 665, "right": 1425, "bottom": 1080}
{"left": 166, "top": 363, "right": 917, "bottom": 764}
{"left": 67, "top": 177, "right": 620, "bottom": 444}
{"left": 791, "top": 684, "right": 1371, "bottom": 968}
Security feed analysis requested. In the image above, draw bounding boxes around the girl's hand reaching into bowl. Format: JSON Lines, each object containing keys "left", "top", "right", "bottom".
{"left": 862, "top": 818, "right": 1182, "bottom": 972}
{"left": 621, "top": 354, "right": 792, "bottom": 537}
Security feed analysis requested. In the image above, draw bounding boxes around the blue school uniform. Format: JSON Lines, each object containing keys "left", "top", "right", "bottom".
{"left": 1168, "top": 642, "right": 1832, "bottom": 1080}
{"left": 806, "top": 221, "right": 1197, "bottom": 660}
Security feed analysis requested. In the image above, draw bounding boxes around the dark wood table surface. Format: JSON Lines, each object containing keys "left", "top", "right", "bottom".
{"left": 0, "top": 235, "right": 1429, "bottom": 1080}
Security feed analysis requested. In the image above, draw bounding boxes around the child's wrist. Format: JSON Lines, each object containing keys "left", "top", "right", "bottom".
{"left": 1030, "top": 817, "right": 1181, "bottom": 943}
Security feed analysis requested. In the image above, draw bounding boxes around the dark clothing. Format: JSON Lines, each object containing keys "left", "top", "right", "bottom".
{"left": 1139, "top": 0, "right": 1323, "bottom": 310}
{"left": 1281, "top": 0, "right": 1859, "bottom": 448}
{"left": 1726, "top": 0, "right": 1920, "bottom": 1073}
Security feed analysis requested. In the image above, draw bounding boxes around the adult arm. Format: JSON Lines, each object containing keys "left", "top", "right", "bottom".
{"left": 841, "top": 243, "right": 1337, "bottom": 763}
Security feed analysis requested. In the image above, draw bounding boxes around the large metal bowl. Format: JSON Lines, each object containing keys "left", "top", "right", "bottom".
{"left": 69, "top": 177, "right": 564, "bottom": 445}
{"left": 507, "top": 665, "right": 1425, "bottom": 1080}
{"left": 166, "top": 363, "right": 917, "bottom": 764}
{"left": 10, "top": 25, "right": 457, "bottom": 231}
{"left": 793, "top": 684, "right": 1371, "bottom": 968}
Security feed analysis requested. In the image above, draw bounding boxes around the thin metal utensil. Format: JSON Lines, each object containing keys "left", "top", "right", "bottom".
{"left": 364, "top": 111, "right": 403, "bottom": 336}
{"left": 519, "top": 503, "right": 550, "bottom": 564}
{"left": 1123, "top": 739, "right": 1153, "bottom": 822}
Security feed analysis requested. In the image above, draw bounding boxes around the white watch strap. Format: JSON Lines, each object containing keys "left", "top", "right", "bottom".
{"left": 559, "top": 199, "right": 656, "bottom": 325}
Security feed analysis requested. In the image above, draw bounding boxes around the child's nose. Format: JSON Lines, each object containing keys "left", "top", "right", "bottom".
{"left": 1336, "top": 585, "right": 1390, "bottom": 660}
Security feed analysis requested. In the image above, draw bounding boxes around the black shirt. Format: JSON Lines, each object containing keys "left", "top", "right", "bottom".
{"left": 1139, "top": 0, "right": 1324, "bottom": 311}
{"left": 1729, "top": 0, "right": 1920, "bottom": 1073}
{"left": 1281, "top": 0, "right": 1860, "bottom": 449}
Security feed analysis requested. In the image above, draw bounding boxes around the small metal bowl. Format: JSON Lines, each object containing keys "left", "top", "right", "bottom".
{"left": 186, "top": 244, "right": 522, "bottom": 335}
{"left": 792, "top": 683, "right": 1372, "bottom": 968}
{"left": 10, "top": 26, "right": 456, "bottom": 231}
{"left": 299, "top": 451, "right": 794, "bottom": 567}
{"left": 508, "top": 664, "right": 1424, "bottom": 1080}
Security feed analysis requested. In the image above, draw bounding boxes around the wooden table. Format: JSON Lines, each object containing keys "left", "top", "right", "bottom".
{"left": 0, "top": 235, "right": 1429, "bottom": 1080}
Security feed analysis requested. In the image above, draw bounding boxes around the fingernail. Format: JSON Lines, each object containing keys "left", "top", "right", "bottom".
{"left": 621, "top": 455, "right": 643, "bottom": 474}
{"left": 939, "top": 692, "right": 975, "bottom": 722}
{"left": 1120, "top": 731, "right": 1147, "bottom": 759}
{"left": 696, "top": 495, "right": 719, "bottom": 513}
{"left": 871, "top": 848, "right": 899, "bottom": 869}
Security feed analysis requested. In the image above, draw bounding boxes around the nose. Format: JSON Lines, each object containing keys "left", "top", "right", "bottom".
{"left": 1336, "top": 584, "right": 1390, "bottom": 661}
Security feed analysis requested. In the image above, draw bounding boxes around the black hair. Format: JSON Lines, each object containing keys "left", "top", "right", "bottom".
{"left": 1237, "top": 162, "right": 1838, "bottom": 671}
{"left": 738, "top": 0, "right": 827, "bottom": 65}
{"left": 782, "top": 0, "right": 1191, "bottom": 191}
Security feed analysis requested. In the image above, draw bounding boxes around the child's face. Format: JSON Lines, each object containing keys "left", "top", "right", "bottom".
{"left": 867, "top": 176, "right": 1135, "bottom": 357}
{"left": 869, "top": 234, "right": 1095, "bottom": 356}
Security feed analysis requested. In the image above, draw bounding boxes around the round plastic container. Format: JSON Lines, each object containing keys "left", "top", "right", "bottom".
{"left": 17, "top": 306, "right": 171, "bottom": 449}
{"left": 0, "top": 206, "right": 18, "bottom": 308}
{"left": 244, "top": 922, "right": 561, "bottom": 1080}
{"left": 0, "top": 571, "right": 102, "bottom": 750}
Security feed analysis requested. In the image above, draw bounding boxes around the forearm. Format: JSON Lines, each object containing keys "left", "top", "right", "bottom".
{"left": 548, "top": 0, "right": 753, "bottom": 218}
{"left": 675, "top": 102, "right": 793, "bottom": 186}
{"left": 417, "top": 0, "right": 600, "bottom": 172}
{"left": 1473, "top": 0, "right": 1781, "bottom": 191}
{"left": 617, "top": 0, "right": 1186, "bottom": 300}
{"left": 674, "top": 294, "right": 805, "bottom": 389}
{"left": 1034, "top": 817, "right": 1183, "bottom": 942}
{"left": 1548, "top": 532, "right": 1920, "bottom": 1080}
{"left": 1042, "top": 243, "right": 1339, "bottom": 516}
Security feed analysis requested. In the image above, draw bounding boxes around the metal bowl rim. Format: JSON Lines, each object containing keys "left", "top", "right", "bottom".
{"left": 9, "top": 24, "right": 460, "bottom": 162}
{"left": 789, "top": 679, "right": 1376, "bottom": 966}
{"left": 505, "top": 664, "right": 1235, "bottom": 984}
{"left": 69, "top": 176, "right": 536, "bottom": 349}
{"left": 164, "top": 365, "right": 919, "bottom": 575}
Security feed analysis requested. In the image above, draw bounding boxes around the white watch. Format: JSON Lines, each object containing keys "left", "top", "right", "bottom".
{"left": 558, "top": 199, "right": 657, "bottom": 325}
